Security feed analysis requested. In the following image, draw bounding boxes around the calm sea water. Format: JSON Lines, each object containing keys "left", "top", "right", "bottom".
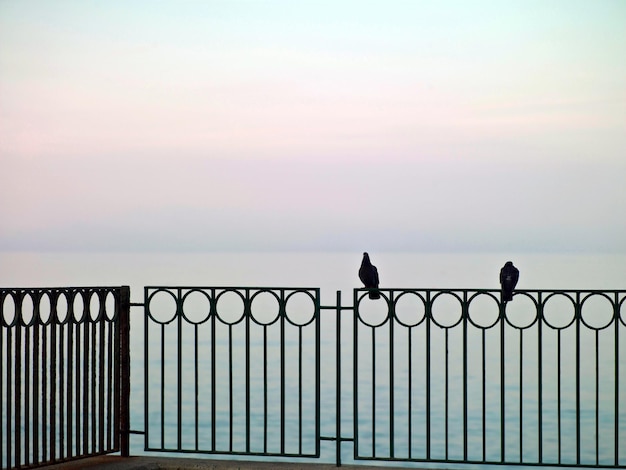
{"left": 2, "top": 251, "right": 625, "bottom": 468}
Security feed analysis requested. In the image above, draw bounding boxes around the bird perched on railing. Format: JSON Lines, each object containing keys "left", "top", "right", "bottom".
{"left": 500, "top": 261, "right": 519, "bottom": 303}
{"left": 359, "top": 252, "right": 380, "bottom": 299}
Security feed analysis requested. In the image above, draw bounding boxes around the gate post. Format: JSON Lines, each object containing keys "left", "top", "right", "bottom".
{"left": 119, "top": 286, "right": 131, "bottom": 457}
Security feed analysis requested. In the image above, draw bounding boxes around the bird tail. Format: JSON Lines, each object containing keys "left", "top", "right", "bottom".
{"left": 369, "top": 290, "right": 381, "bottom": 300}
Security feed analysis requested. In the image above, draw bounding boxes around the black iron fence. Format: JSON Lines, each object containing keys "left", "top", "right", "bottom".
{"left": 2, "top": 285, "right": 625, "bottom": 468}
{"left": 0, "top": 287, "right": 130, "bottom": 469}
{"left": 141, "top": 286, "right": 626, "bottom": 468}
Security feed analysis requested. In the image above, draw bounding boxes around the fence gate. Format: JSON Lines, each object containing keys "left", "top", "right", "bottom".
{"left": 143, "top": 286, "right": 321, "bottom": 458}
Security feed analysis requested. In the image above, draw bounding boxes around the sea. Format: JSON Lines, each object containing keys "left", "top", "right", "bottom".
{"left": 1, "top": 251, "right": 626, "bottom": 469}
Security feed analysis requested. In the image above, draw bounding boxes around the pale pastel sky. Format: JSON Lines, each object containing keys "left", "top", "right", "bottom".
{"left": 1, "top": 0, "right": 625, "bottom": 252}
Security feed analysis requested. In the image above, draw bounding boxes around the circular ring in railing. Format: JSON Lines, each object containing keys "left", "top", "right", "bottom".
{"left": 580, "top": 293, "right": 615, "bottom": 330}
{"left": 284, "top": 290, "right": 316, "bottom": 327}
{"left": 250, "top": 290, "right": 281, "bottom": 326}
{"left": 541, "top": 292, "right": 576, "bottom": 330}
{"left": 355, "top": 291, "right": 390, "bottom": 328}
{"left": 620, "top": 295, "right": 626, "bottom": 327}
{"left": 430, "top": 291, "right": 463, "bottom": 329}
{"left": 467, "top": 291, "right": 500, "bottom": 329}
{"left": 502, "top": 292, "right": 538, "bottom": 330}
{"left": 181, "top": 289, "right": 212, "bottom": 325}
{"left": 393, "top": 291, "right": 426, "bottom": 328}
{"left": 146, "top": 288, "right": 179, "bottom": 325}
{"left": 215, "top": 289, "right": 246, "bottom": 325}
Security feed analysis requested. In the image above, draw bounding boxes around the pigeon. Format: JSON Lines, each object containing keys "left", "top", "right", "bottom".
{"left": 500, "top": 261, "right": 519, "bottom": 303}
{"left": 359, "top": 252, "right": 380, "bottom": 299}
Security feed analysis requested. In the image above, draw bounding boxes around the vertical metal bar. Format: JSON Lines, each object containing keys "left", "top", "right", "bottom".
{"left": 59, "top": 318, "right": 65, "bottom": 460}
{"left": 372, "top": 327, "right": 376, "bottom": 458}
{"left": 445, "top": 327, "right": 449, "bottom": 461}
{"left": 538, "top": 293, "right": 543, "bottom": 464}
{"left": 500, "top": 303, "right": 505, "bottom": 463}
{"left": 25, "top": 303, "right": 31, "bottom": 467}
{"left": 177, "top": 288, "right": 182, "bottom": 451}
{"left": 143, "top": 288, "right": 149, "bottom": 451}
{"left": 615, "top": 292, "right": 620, "bottom": 467}
{"left": 82, "top": 302, "right": 89, "bottom": 456}
{"left": 1, "top": 303, "right": 4, "bottom": 470}
{"left": 353, "top": 290, "right": 359, "bottom": 460}
{"left": 335, "top": 290, "right": 341, "bottom": 466}
{"left": 50, "top": 309, "right": 59, "bottom": 460}
{"left": 67, "top": 316, "right": 73, "bottom": 458}
{"left": 228, "top": 324, "right": 233, "bottom": 452}
{"left": 315, "top": 289, "right": 321, "bottom": 459}
{"left": 119, "top": 286, "right": 130, "bottom": 457}
{"left": 263, "top": 326, "right": 268, "bottom": 453}
{"left": 314, "top": 289, "right": 320, "bottom": 463}
{"left": 75, "top": 313, "right": 81, "bottom": 456}
{"left": 194, "top": 323, "right": 199, "bottom": 451}
{"left": 595, "top": 328, "right": 600, "bottom": 466}
{"left": 389, "top": 292, "right": 395, "bottom": 459}
{"left": 519, "top": 329, "right": 523, "bottom": 462}
{"left": 245, "top": 290, "right": 252, "bottom": 452}
{"left": 15, "top": 300, "right": 22, "bottom": 467}
{"left": 482, "top": 329, "right": 486, "bottom": 462}
{"left": 7, "top": 322, "right": 12, "bottom": 469}
{"left": 280, "top": 294, "right": 286, "bottom": 455}
{"left": 99, "top": 307, "right": 105, "bottom": 453}
{"left": 91, "top": 309, "right": 97, "bottom": 453}
{"left": 298, "top": 326, "right": 303, "bottom": 455}
{"left": 106, "top": 315, "right": 113, "bottom": 451}
{"left": 211, "top": 292, "right": 216, "bottom": 452}
{"left": 160, "top": 323, "right": 165, "bottom": 449}
{"left": 463, "top": 292, "right": 468, "bottom": 462}
{"left": 245, "top": 293, "right": 250, "bottom": 454}
{"left": 425, "top": 291, "right": 431, "bottom": 460}
{"left": 408, "top": 326, "right": 413, "bottom": 460}
{"left": 575, "top": 293, "right": 581, "bottom": 465}
{"left": 557, "top": 329, "right": 562, "bottom": 464}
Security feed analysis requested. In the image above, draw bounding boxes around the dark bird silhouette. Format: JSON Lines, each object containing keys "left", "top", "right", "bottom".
{"left": 500, "top": 261, "right": 519, "bottom": 303}
{"left": 359, "top": 252, "right": 380, "bottom": 299}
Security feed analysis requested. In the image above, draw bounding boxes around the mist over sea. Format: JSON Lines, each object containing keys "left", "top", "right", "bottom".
{"left": 2, "top": 251, "right": 625, "bottom": 467}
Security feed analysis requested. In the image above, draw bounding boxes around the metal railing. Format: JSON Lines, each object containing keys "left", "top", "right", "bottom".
{"left": 142, "top": 286, "right": 321, "bottom": 457}
{"left": 352, "top": 288, "right": 626, "bottom": 467}
{"left": 3, "top": 285, "right": 625, "bottom": 468}
{"left": 140, "top": 286, "right": 626, "bottom": 468}
{"left": 0, "top": 287, "right": 130, "bottom": 469}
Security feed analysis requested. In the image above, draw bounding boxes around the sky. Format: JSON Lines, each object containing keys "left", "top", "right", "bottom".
{"left": 1, "top": 0, "right": 625, "bottom": 253}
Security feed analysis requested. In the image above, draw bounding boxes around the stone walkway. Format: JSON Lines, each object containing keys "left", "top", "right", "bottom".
{"left": 40, "top": 455, "right": 415, "bottom": 470}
